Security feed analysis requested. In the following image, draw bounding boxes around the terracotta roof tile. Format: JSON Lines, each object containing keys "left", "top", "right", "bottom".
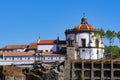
{"left": 73, "top": 24, "right": 95, "bottom": 31}
{"left": 38, "top": 40, "right": 66, "bottom": 45}
{"left": 0, "top": 45, "right": 28, "bottom": 50}
{"left": 73, "top": 17, "right": 95, "bottom": 31}
{"left": 0, "top": 52, "right": 35, "bottom": 56}
{"left": 38, "top": 40, "right": 56, "bottom": 45}
{"left": 28, "top": 43, "right": 37, "bottom": 49}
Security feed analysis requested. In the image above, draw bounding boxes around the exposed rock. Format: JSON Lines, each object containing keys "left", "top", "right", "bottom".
{"left": 2, "top": 66, "right": 25, "bottom": 80}
{"left": 43, "top": 70, "right": 58, "bottom": 80}
{"left": 25, "top": 72, "right": 42, "bottom": 80}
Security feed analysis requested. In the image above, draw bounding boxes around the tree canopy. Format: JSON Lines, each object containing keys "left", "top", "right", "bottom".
{"left": 105, "top": 30, "right": 116, "bottom": 45}
{"left": 117, "top": 31, "right": 120, "bottom": 42}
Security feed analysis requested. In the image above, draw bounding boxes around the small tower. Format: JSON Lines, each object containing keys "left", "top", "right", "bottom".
{"left": 37, "top": 34, "right": 41, "bottom": 43}
{"left": 56, "top": 35, "right": 60, "bottom": 52}
{"left": 66, "top": 37, "right": 77, "bottom": 60}
{"left": 64, "top": 37, "right": 77, "bottom": 80}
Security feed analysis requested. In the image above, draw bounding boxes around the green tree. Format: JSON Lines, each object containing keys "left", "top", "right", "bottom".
{"left": 105, "top": 30, "right": 116, "bottom": 46}
{"left": 105, "top": 30, "right": 116, "bottom": 59}
{"left": 105, "top": 45, "right": 120, "bottom": 58}
{"left": 117, "top": 31, "right": 120, "bottom": 42}
{"left": 104, "top": 45, "right": 110, "bottom": 55}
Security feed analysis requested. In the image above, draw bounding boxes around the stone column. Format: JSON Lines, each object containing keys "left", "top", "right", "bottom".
{"left": 111, "top": 60, "right": 114, "bottom": 80}
{"left": 64, "top": 60, "right": 71, "bottom": 80}
{"left": 91, "top": 61, "right": 94, "bottom": 80}
{"left": 101, "top": 61, "right": 104, "bottom": 80}
{"left": 81, "top": 61, "right": 84, "bottom": 80}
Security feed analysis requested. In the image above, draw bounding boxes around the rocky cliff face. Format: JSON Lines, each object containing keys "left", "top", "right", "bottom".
{"left": 2, "top": 66, "right": 26, "bottom": 80}
{"left": 0, "top": 62, "right": 64, "bottom": 80}
{"left": 4, "top": 76, "right": 25, "bottom": 80}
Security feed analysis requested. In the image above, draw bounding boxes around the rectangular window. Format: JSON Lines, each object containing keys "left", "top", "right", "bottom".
{"left": 43, "top": 57, "right": 45, "bottom": 60}
{"left": 81, "top": 39, "right": 86, "bottom": 47}
{"left": 59, "top": 57, "right": 61, "bottom": 59}
{"left": 0, "top": 55, "right": 3, "bottom": 59}
{"left": 12, "top": 57, "right": 14, "bottom": 60}
{"left": 50, "top": 50, "right": 53, "bottom": 52}
{"left": 45, "top": 50, "right": 48, "bottom": 52}
{"left": 95, "top": 39, "right": 99, "bottom": 47}
{"left": 51, "top": 57, "right": 53, "bottom": 60}
{"left": 20, "top": 57, "right": 22, "bottom": 60}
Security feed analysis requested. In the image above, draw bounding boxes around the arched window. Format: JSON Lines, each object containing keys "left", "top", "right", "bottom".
{"left": 95, "top": 39, "right": 99, "bottom": 47}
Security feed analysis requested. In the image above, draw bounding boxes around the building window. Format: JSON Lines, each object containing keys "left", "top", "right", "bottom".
{"left": 59, "top": 57, "right": 61, "bottom": 60}
{"left": 94, "top": 71, "right": 101, "bottom": 77}
{"left": 12, "top": 57, "right": 14, "bottom": 60}
{"left": 82, "top": 49, "right": 85, "bottom": 52}
{"left": 95, "top": 39, "right": 99, "bottom": 47}
{"left": 84, "top": 71, "right": 91, "bottom": 77}
{"left": 50, "top": 50, "right": 53, "bottom": 52}
{"left": 81, "top": 39, "right": 86, "bottom": 47}
{"left": 51, "top": 57, "right": 53, "bottom": 60}
{"left": 45, "top": 50, "right": 48, "bottom": 52}
{"left": 43, "top": 57, "right": 45, "bottom": 60}
{"left": 0, "top": 55, "right": 3, "bottom": 59}
{"left": 20, "top": 57, "right": 22, "bottom": 60}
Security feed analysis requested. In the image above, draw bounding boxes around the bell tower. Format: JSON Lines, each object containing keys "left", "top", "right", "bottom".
{"left": 66, "top": 37, "right": 77, "bottom": 60}
{"left": 64, "top": 37, "right": 77, "bottom": 80}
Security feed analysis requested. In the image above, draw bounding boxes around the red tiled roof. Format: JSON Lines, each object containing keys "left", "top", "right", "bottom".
{"left": 42, "top": 52, "right": 65, "bottom": 56}
{"left": 0, "top": 52, "right": 35, "bottom": 56}
{"left": 38, "top": 40, "right": 56, "bottom": 45}
{"left": 73, "top": 17, "right": 95, "bottom": 31}
{"left": 38, "top": 40, "right": 66, "bottom": 45}
{"left": 28, "top": 43, "right": 37, "bottom": 49}
{"left": 0, "top": 45, "right": 28, "bottom": 50}
{"left": 73, "top": 24, "right": 95, "bottom": 31}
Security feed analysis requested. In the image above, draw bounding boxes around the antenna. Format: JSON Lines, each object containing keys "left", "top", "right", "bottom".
{"left": 57, "top": 33, "right": 59, "bottom": 37}
{"left": 38, "top": 33, "right": 40, "bottom": 40}
{"left": 57, "top": 33, "right": 59, "bottom": 40}
{"left": 37, "top": 33, "right": 41, "bottom": 43}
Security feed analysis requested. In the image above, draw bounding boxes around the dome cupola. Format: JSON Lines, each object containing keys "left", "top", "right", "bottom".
{"left": 73, "top": 17, "right": 95, "bottom": 31}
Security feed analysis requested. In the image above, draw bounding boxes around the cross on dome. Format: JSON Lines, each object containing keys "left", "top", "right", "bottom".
{"left": 81, "top": 13, "right": 88, "bottom": 24}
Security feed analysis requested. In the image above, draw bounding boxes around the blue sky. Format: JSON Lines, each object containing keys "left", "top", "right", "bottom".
{"left": 0, "top": 0, "right": 120, "bottom": 47}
